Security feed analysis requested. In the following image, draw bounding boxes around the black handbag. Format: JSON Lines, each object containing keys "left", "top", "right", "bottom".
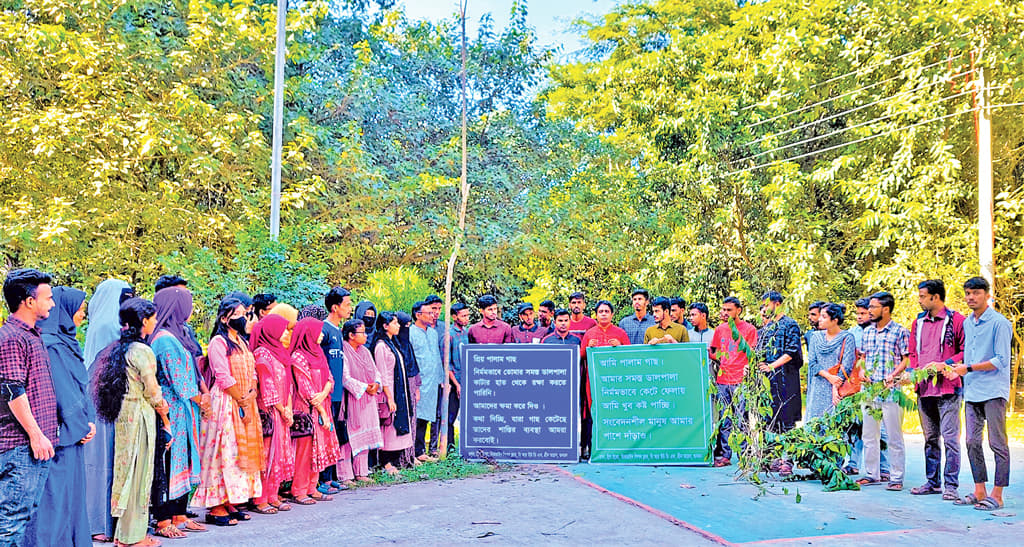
{"left": 290, "top": 368, "right": 314, "bottom": 439}
{"left": 258, "top": 408, "right": 274, "bottom": 438}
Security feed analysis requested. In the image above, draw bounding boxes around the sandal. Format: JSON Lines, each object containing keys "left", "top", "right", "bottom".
{"left": 227, "top": 511, "right": 250, "bottom": 521}
{"left": 954, "top": 493, "right": 982, "bottom": 506}
{"left": 117, "top": 535, "right": 162, "bottom": 547}
{"left": 204, "top": 514, "right": 238, "bottom": 527}
{"left": 910, "top": 484, "right": 940, "bottom": 495}
{"left": 290, "top": 495, "right": 316, "bottom": 505}
{"left": 250, "top": 504, "right": 278, "bottom": 515}
{"left": 855, "top": 477, "right": 879, "bottom": 486}
{"left": 886, "top": 482, "right": 903, "bottom": 491}
{"left": 356, "top": 475, "right": 375, "bottom": 483}
{"left": 269, "top": 501, "right": 292, "bottom": 512}
{"left": 974, "top": 496, "right": 1004, "bottom": 511}
{"left": 93, "top": 535, "right": 114, "bottom": 543}
{"left": 154, "top": 524, "right": 186, "bottom": 540}
{"left": 942, "top": 490, "right": 960, "bottom": 501}
{"left": 178, "top": 519, "right": 207, "bottom": 533}
{"left": 310, "top": 493, "right": 333, "bottom": 502}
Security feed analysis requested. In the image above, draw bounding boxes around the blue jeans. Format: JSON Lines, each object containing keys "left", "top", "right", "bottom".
{"left": 0, "top": 445, "right": 51, "bottom": 546}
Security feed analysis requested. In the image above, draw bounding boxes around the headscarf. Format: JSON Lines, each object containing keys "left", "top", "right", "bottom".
{"left": 249, "top": 314, "right": 292, "bottom": 368}
{"left": 38, "top": 286, "right": 93, "bottom": 446}
{"left": 290, "top": 318, "right": 328, "bottom": 376}
{"left": 83, "top": 279, "right": 133, "bottom": 369}
{"left": 227, "top": 290, "right": 253, "bottom": 308}
{"left": 150, "top": 286, "right": 201, "bottom": 357}
{"left": 396, "top": 311, "right": 420, "bottom": 378}
{"left": 268, "top": 303, "right": 299, "bottom": 328}
{"left": 355, "top": 300, "right": 378, "bottom": 341}
{"left": 298, "top": 304, "right": 327, "bottom": 321}
{"left": 38, "top": 286, "right": 87, "bottom": 358}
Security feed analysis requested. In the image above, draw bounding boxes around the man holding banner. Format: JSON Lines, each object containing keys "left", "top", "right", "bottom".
{"left": 580, "top": 301, "right": 630, "bottom": 461}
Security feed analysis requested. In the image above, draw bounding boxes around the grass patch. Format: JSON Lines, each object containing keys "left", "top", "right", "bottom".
{"left": 352, "top": 456, "right": 496, "bottom": 488}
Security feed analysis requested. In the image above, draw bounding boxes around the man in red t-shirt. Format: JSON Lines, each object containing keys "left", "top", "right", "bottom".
{"left": 709, "top": 296, "right": 757, "bottom": 467}
{"left": 578, "top": 300, "right": 630, "bottom": 460}
{"left": 567, "top": 291, "right": 597, "bottom": 340}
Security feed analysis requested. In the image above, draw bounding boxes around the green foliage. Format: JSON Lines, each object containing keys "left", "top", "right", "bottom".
{"left": 360, "top": 266, "right": 434, "bottom": 314}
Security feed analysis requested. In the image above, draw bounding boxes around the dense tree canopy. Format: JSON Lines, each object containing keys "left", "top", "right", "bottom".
{"left": 2, "top": 0, "right": 1023, "bottom": 354}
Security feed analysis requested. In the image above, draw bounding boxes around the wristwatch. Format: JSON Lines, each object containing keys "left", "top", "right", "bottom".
{"left": 966, "top": 364, "right": 973, "bottom": 373}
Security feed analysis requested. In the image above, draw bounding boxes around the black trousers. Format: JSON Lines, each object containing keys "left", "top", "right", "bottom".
{"left": 151, "top": 494, "right": 188, "bottom": 522}
{"left": 447, "top": 385, "right": 460, "bottom": 455}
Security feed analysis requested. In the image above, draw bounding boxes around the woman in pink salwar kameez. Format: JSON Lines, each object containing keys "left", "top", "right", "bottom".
{"left": 249, "top": 314, "right": 295, "bottom": 514}
{"left": 289, "top": 318, "right": 343, "bottom": 504}
{"left": 341, "top": 319, "right": 385, "bottom": 482}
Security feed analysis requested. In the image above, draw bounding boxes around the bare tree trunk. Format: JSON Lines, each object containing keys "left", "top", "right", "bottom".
{"left": 438, "top": 0, "right": 471, "bottom": 458}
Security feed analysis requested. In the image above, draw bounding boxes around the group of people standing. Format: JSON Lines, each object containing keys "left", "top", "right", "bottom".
{"left": 0, "top": 266, "right": 1014, "bottom": 546}
{"left": 710, "top": 278, "right": 1012, "bottom": 513}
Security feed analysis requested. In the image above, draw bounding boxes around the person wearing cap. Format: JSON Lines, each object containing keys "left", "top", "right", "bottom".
{"left": 512, "top": 303, "right": 544, "bottom": 344}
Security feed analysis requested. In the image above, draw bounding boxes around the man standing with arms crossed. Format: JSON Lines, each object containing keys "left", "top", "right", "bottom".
{"left": 0, "top": 269, "right": 58, "bottom": 544}
{"left": 948, "top": 277, "right": 1012, "bottom": 511}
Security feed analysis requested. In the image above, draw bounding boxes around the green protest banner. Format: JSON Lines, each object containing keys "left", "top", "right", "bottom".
{"left": 588, "top": 343, "right": 712, "bottom": 464}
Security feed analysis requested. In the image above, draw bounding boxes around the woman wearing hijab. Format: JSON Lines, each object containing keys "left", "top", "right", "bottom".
{"left": 26, "top": 287, "right": 93, "bottom": 546}
{"left": 395, "top": 312, "right": 421, "bottom": 468}
{"left": 192, "top": 298, "right": 263, "bottom": 526}
{"left": 341, "top": 319, "right": 385, "bottom": 481}
{"left": 268, "top": 303, "right": 299, "bottom": 329}
{"left": 83, "top": 278, "right": 134, "bottom": 543}
{"left": 372, "top": 312, "right": 414, "bottom": 475}
{"left": 249, "top": 314, "right": 295, "bottom": 514}
{"left": 148, "top": 286, "right": 207, "bottom": 538}
{"left": 354, "top": 300, "right": 378, "bottom": 344}
{"left": 95, "top": 298, "right": 170, "bottom": 547}
{"left": 289, "top": 318, "right": 343, "bottom": 503}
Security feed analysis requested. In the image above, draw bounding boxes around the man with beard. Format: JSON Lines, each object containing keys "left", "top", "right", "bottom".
{"left": 857, "top": 291, "right": 909, "bottom": 491}
{"left": 709, "top": 297, "right": 757, "bottom": 467}
{"left": 512, "top": 303, "right": 544, "bottom": 344}
{"left": 538, "top": 300, "right": 556, "bottom": 336}
{"left": 619, "top": 289, "right": 656, "bottom": 346}
{"left": 567, "top": 292, "right": 597, "bottom": 339}
{"left": 755, "top": 291, "right": 803, "bottom": 475}
{"left": 804, "top": 300, "right": 825, "bottom": 351}
{"left": 580, "top": 301, "right": 630, "bottom": 460}
{"left": 907, "top": 280, "right": 965, "bottom": 499}
{"left": 467, "top": 295, "right": 513, "bottom": 345}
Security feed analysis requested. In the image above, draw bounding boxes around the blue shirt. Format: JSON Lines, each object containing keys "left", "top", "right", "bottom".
{"left": 963, "top": 306, "right": 1013, "bottom": 403}
{"left": 848, "top": 324, "right": 865, "bottom": 352}
{"left": 321, "top": 321, "right": 346, "bottom": 402}
{"left": 862, "top": 319, "right": 909, "bottom": 383}
{"left": 448, "top": 324, "right": 470, "bottom": 382}
{"left": 618, "top": 313, "right": 656, "bottom": 346}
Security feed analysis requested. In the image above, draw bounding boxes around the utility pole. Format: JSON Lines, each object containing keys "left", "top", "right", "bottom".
{"left": 977, "top": 59, "right": 994, "bottom": 296}
{"left": 269, "top": 0, "right": 287, "bottom": 239}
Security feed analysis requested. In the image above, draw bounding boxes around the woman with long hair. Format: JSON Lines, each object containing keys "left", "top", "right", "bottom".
{"left": 95, "top": 298, "right": 169, "bottom": 547}
{"left": 147, "top": 286, "right": 207, "bottom": 538}
{"left": 288, "top": 318, "right": 343, "bottom": 503}
{"left": 83, "top": 279, "right": 135, "bottom": 543}
{"left": 28, "top": 286, "right": 92, "bottom": 546}
{"left": 342, "top": 318, "right": 385, "bottom": 482}
{"left": 373, "top": 311, "right": 414, "bottom": 475}
{"left": 192, "top": 297, "right": 263, "bottom": 526}
{"left": 249, "top": 314, "right": 295, "bottom": 514}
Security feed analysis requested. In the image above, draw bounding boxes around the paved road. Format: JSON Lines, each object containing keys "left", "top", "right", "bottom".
{"left": 164, "top": 466, "right": 715, "bottom": 546}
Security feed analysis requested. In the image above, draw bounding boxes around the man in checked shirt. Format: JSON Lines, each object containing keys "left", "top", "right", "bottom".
{"left": 0, "top": 268, "right": 58, "bottom": 545}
